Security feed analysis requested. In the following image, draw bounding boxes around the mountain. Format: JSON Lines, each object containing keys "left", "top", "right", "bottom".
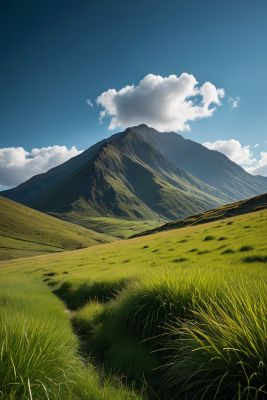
{"left": 3, "top": 125, "right": 266, "bottom": 231}
{"left": 130, "top": 125, "right": 267, "bottom": 200}
{"left": 2, "top": 129, "right": 233, "bottom": 226}
{"left": 0, "top": 196, "right": 115, "bottom": 261}
{"left": 254, "top": 175, "right": 267, "bottom": 184}
{"left": 130, "top": 192, "right": 267, "bottom": 238}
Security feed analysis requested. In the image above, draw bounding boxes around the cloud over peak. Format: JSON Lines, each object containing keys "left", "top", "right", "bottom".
{"left": 0, "top": 145, "right": 83, "bottom": 188}
{"left": 245, "top": 152, "right": 267, "bottom": 176}
{"left": 96, "top": 73, "right": 225, "bottom": 132}
{"left": 202, "top": 139, "right": 256, "bottom": 165}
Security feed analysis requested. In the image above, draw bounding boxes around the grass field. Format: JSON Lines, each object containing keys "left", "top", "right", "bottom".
{"left": 50, "top": 212, "right": 162, "bottom": 239}
{"left": 1, "top": 206, "right": 267, "bottom": 399}
{"left": 0, "top": 196, "right": 116, "bottom": 261}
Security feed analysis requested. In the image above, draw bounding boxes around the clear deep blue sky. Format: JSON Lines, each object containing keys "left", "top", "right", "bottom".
{"left": 1, "top": 0, "right": 267, "bottom": 154}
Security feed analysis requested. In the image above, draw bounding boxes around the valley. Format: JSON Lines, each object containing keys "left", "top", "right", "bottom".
{"left": 1, "top": 200, "right": 267, "bottom": 399}
{"left": 1, "top": 125, "right": 267, "bottom": 399}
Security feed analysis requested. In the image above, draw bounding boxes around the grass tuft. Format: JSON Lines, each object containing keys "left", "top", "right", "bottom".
{"left": 239, "top": 245, "right": 254, "bottom": 252}
{"left": 173, "top": 257, "right": 188, "bottom": 262}
{"left": 203, "top": 235, "right": 215, "bottom": 241}
{"left": 243, "top": 255, "right": 267, "bottom": 263}
{"left": 221, "top": 248, "right": 235, "bottom": 254}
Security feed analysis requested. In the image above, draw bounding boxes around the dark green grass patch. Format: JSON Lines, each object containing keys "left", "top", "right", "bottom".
{"left": 189, "top": 248, "right": 198, "bottom": 252}
{"left": 222, "top": 249, "right": 235, "bottom": 254}
{"left": 244, "top": 226, "right": 250, "bottom": 228}
{"left": 54, "top": 277, "right": 133, "bottom": 308}
{"left": 197, "top": 250, "right": 210, "bottom": 255}
{"left": 203, "top": 235, "right": 215, "bottom": 241}
{"left": 142, "top": 245, "right": 149, "bottom": 249}
{"left": 173, "top": 257, "right": 188, "bottom": 262}
{"left": 218, "top": 236, "right": 228, "bottom": 241}
{"left": 239, "top": 245, "right": 254, "bottom": 252}
{"left": 243, "top": 255, "right": 267, "bottom": 263}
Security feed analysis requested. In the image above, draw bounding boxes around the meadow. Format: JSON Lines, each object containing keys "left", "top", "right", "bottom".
{"left": 49, "top": 212, "right": 161, "bottom": 239}
{"left": 1, "top": 208, "right": 267, "bottom": 399}
{"left": 0, "top": 196, "right": 115, "bottom": 261}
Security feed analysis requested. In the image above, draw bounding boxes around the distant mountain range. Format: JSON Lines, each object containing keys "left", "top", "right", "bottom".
{"left": 2, "top": 125, "right": 267, "bottom": 228}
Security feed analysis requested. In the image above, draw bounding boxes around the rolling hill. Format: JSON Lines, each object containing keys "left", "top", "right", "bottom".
{"left": 0, "top": 196, "right": 115, "bottom": 261}
{"left": 130, "top": 192, "right": 267, "bottom": 238}
{"left": 1, "top": 201, "right": 267, "bottom": 399}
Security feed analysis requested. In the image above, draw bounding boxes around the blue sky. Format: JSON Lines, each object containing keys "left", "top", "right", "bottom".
{"left": 1, "top": 0, "right": 267, "bottom": 188}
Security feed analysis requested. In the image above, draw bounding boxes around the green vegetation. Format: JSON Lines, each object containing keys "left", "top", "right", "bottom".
{"left": 50, "top": 213, "right": 161, "bottom": 239}
{"left": 0, "top": 278, "right": 142, "bottom": 399}
{"left": 0, "top": 196, "right": 115, "bottom": 261}
{"left": 1, "top": 207, "right": 266, "bottom": 398}
{"left": 131, "top": 192, "right": 267, "bottom": 238}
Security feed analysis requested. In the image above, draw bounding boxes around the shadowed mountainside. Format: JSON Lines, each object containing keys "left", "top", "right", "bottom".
{"left": 130, "top": 124, "right": 267, "bottom": 200}
{"left": 130, "top": 192, "right": 267, "bottom": 238}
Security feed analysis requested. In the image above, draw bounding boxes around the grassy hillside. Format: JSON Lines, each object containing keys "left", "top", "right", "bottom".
{"left": 0, "top": 196, "right": 116, "bottom": 261}
{"left": 130, "top": 192, "right": 267, "bottom": 238}
{"left": 1, "top": 206, "right": 267, "bottom": 399}
{"left": 49, "top": 213, "right": 161, "bottom": 239}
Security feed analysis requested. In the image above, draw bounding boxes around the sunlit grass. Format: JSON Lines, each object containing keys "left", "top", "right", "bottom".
{"left": 1, "top": 208, "right": 267, "bottom": 398}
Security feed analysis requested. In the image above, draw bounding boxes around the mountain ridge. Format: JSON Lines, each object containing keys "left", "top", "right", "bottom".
{"left": 2, "top": 129, "right": 233, "bottom": 224}
{"left": 130, "top": 124, "right": 267, "bottom": 200}
{"left": 2, "top": 125, "right": 267, "bottom": 230}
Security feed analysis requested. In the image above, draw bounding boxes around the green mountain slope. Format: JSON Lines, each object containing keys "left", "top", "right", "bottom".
{"left": 0, "top": 196, "right": 116, "bottom": 261}
{"left": 130, "top": 124, "right": 267, "bottom": 200}
{"left": 2, "top": 131, "right": 233, "bottom": 226}
{"left": 130, "top": 192, "right": 267, "bottom": 238}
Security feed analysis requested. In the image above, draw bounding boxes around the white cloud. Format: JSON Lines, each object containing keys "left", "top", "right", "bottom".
{"left": 228, "top": 96, "right": 240, "bottom": 108}
{"left": 96, "top": 73, "right": 225, "bottom": 132}
{"left": 86, "top": 99, "right": 94, "bottom": 108}
{"left": 253, "top": 143, "right": 259, "bottom": 148}
{"left": 245, "top": 152, "right": 267, "bottom": 176}
{"left": 202, "top": 139, "right": 256, "bottom": 165}
{"left": 0, "top": 145, "right": 83, "bottom": 188}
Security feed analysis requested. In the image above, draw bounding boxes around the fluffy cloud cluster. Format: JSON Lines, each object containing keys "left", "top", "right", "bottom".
{"left": 202, "top": 139, "right": 257, "bottom": 165}
{"left": 245, "top": 152, "right": 267, "bottom": 176}
{"left": 96, "top": 73, "right": 225, "bottom": 131}
{"left": 0, "top": 145, "right": 83, "bottom": 188}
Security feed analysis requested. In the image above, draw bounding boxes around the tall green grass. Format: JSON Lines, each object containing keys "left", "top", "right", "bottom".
{"left": 164, "top": 282, "right": 267, "bottom": 399}
{"left": 62, "top": 270, "right": 267, "bottom": 398}
{"left": 0, "top": 279, "right": 142, "bottom": 399}
{"left": 1, "top": 208, "right": 266, "bottom": 398}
